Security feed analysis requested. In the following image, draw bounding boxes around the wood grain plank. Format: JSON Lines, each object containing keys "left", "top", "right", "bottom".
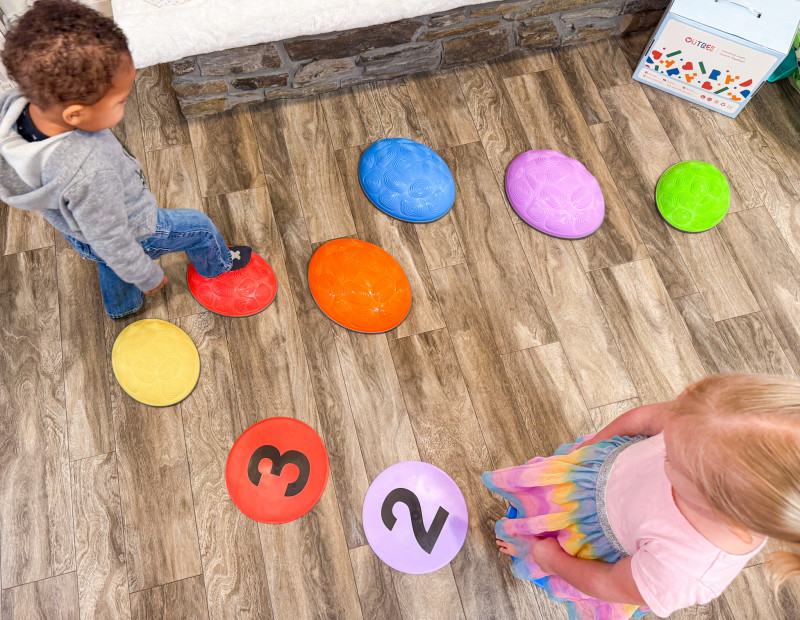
{"left": 672, "top": 293, "right": 736, "bottom": 376}
{"left": 599, "top": 83, "right": 680, "bottom": 187}
{"left": 112, "top": 386, "right": 202, "bottom": 592}
{"left": 71, "top": 453, "right": 129, "bottom": 619}
{"left": 204, "top": 188, "right": 315, "bottom": 431}
{"left": 709, "top": 103, "right": 761, "bottom": 138}
{"left": 615, "top": 32, "right": 650, "bottom": 72}
{"left": 143, "top": 144, "right": 203, "bottom": 210}
{"left": 369, "top": 78, "right": 425, "bottom": 141}
{"left": 176, "top": 313, "right": 273, "bottom": 619}
{"left": 336, "top": 146, "right": 445, "bottom": 339}
{"left": 602, "top": 83, "right": 759, "bottom": 320}
{"left": 727, "top": 131, "right": 800, "bottom": 264}
{"left": 320, "top": 84, "right": 383, "bottom": 150}
{"left": 130, "top": 575, "right": 208, "bottom": 619}
{"left": 717, "top": 312, "right": 796, "bottom": 377}
{"left": 0, "top": 203, "right": 53, "bottom": 256}
{"left": 187, "top": 107, "right": 265, "bottom": 197}
{"left": 642, "top": 87, "right": 761, "bottom": 213}
{"left": 589, "top": 259, "right": 706, "bottom": 404}
{"left": 349, "top": 545, "right": 402, "bottom": 619}
{"left": 505, "top": 69, "right": 647, "bottom": 271}
{"left": 405, "top": 70, "right": 479, "bottom": 151}
{"left": 144, "top": 145, "right": 206, "bottom": 319}
{"left": 442, "top": 142, "right": 557, "bottom": 353}
{"left": 414, "top": 213, "right": 465, "bottom": 271}
{"left": 456, "top": 63, "right": 531, "bottom": 220}
{"left": 392, "top": 569, "right": 466, "bottom": 620}
{"left": 491, "top": 48, "right": 556, "bottom": 79}
{"left": 429, "top": 263, "right": 535, "bottom": 469}
{"left": 577, "top": 39, "right": 634, "bottom": 87}
{"left": 0, "top": 248, "right": 75, "bottom": 588}
{"left": 249, "top": 101, "right": 305, "bottom": 224}
{"left": 56, "top": 235, "right": 114, "bottom": 460}
{"left": 277, "top": 97, "right": 357, "bottom": 242}
{"left": 257, "top": 483, "right": 363, "bottom": 620}
{"left": 1, "top": 572, "right": 79, "bottom": 620}
{"left": 589, "top": 122, "right": 697, "bottom": 297}
{"left": 278, "top": 218, "right": 371, "bottom": 548}
{"left": 515, "top": 225, "right": 636, "bottom": 408}
{"left": 334, "top": 327, "right": 420, "bottom": 478}
{"left": 589, "top": 398, "right": 642, "bottom": 433}
{"left": 669, "top": 229, "right": 759, "bottom": 321}
{"left": 556, "top": 46, "right": 611, "bottom": 126}
{"left": 698, "top": 564, "right": 800, "bottom": 620}
{"left": 135, "top": 64, "right": 191, "bottom": 152}
{"left": 502, "top": 342, "right": 595, "bottom": 456}
{"left": 747, "top": 79, "right": 800, "bottom": 188}
{"left": 390, "top": 329, "right": 548, "bottom": 619}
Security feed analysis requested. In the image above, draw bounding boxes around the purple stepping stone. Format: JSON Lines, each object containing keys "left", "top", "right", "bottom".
{"left": 363, "top": 461, "right": 468, "bottom": 574}
{"left": 505, "top": 150, "right": 605, "bottom": 239}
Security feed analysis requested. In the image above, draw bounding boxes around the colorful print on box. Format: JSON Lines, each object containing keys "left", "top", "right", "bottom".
{"left": 638, "top": 19, "right": 777, "bottom": 115}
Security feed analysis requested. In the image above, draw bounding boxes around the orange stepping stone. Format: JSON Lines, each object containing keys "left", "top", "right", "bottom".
{"left": 308, "top": 238, "right": 412, "bottom": 333}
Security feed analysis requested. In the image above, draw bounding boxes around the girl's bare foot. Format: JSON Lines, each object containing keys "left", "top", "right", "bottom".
{"left": 495, "top": 536, "right": 517, "bottom": 556}
{"left": 495, "top": 517, "right": 517, "bottom": 556}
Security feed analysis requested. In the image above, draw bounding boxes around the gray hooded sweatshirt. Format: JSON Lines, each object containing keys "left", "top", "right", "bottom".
{"left": 0, "top": 89, "right": 163, "bottom": 291}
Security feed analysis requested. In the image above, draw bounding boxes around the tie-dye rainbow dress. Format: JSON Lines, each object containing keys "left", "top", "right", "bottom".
{"left": 482, "top": 435, "right": 649, "bottom": 620}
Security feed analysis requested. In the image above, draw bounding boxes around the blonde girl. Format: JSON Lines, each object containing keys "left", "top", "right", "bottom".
{"left": 482, "top": 374, "right": 800, "bottom": 618}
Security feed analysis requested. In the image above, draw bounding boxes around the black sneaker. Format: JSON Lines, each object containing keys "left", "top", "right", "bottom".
{"left": 228, "top": 246, "right": 252, "bottom": 272}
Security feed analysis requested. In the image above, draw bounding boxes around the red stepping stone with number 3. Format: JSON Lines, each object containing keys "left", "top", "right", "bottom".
{"left": 226, "top": 417, "right": 329, "bottom": 524}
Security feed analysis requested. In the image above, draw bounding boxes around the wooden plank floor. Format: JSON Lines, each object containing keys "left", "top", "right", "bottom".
{"left": 2, "top": 33, "right": 800, "bottom": 618}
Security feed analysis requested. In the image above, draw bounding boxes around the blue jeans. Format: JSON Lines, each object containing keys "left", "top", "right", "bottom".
{"left": 65, "top": 208, "right": 232, "bottom": 318}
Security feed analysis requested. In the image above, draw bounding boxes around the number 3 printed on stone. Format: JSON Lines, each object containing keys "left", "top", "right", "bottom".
{"left": 247, "top": 445, "right": 310, "bottom": 497}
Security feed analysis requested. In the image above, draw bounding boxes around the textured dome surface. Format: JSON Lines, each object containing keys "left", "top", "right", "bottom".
{"left": 112, "top": 319, "right": 200, "bottom": 407}
{"left": 656, "top": 161, "right": 730, "bottom": 232}
{"left": 505, "top": 150, "right": 605, "bottom": 239}
{"left": 309, "top": 238, "right": 412, "bottom": 333}
{"left": 188, "top": 252, "right": 277, "bottom": 317}
{"left": 359, "top": 138, "right": 455, "bottom": 223}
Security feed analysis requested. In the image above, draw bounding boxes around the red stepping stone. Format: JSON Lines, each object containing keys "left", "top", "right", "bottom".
{"left": 226, "top": 417, "right": 329, "bottom": 524}
{"left": 188, "top": 251, "right": 277, "bottom": 317}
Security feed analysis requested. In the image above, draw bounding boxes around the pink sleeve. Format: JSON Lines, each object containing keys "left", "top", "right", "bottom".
{"left": 631, "top": 543, "right": 718, "bottom": 618}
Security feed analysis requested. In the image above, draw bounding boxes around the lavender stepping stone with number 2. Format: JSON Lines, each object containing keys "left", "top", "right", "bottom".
{"left": 505, "top": 150, "right": 605, "bottom": 239}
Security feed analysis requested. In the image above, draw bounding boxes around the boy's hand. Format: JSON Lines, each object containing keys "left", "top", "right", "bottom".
{"left": 145, "top": 275, "right": 168, "bottom": 294}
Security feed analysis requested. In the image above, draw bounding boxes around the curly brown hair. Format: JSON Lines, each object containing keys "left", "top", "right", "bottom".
{"left": 1, "top": 0, "right": 130, "bottom": 109}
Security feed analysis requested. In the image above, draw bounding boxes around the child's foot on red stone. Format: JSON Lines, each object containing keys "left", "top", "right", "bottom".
{"left": 228, "top": 246, "right": 252, "bottom": 271}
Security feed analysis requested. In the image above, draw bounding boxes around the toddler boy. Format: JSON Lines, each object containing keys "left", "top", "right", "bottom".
{"left": 0, "top": 0, "right": 250, "bottom": 318}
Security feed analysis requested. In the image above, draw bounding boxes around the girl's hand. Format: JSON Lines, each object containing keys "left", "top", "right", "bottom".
{"left": 529, "top": 536, "right": 568, "bottom": 574}
{"left": 529, "top": 538, "right": 647, "bottom": 606}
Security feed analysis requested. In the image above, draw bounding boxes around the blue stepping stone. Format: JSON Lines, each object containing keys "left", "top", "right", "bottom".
{"left": 359, "top": 138, "right": 456, "bottom": 223}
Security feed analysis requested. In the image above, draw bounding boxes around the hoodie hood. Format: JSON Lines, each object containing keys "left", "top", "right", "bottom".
{"left": 0, "top": 89, "right": 74, "bottom": 211}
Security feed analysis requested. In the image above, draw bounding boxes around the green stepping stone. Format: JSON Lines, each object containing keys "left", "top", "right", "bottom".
{"left": 656, "top": 161, "right": 730, "bottom": 232}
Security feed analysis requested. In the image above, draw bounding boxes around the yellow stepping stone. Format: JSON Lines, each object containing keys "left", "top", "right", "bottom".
{"left": 112, "top": 319, "right": 200, "bottom": 407}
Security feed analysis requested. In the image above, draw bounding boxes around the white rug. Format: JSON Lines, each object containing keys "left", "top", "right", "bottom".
{"left": 111, "top": 0, "right": 489, "bottom": 68}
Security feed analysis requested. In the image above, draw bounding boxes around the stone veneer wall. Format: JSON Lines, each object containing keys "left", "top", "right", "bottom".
{"left": 171, "top": 0, "right": 668, "bottom": 117}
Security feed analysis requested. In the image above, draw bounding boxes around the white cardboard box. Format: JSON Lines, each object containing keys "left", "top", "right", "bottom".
{"left": 633, "top": 0, "right": 800, "bottom": 117}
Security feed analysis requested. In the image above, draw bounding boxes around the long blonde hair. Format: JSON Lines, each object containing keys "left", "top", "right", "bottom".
{"left": 668, "top": 374, "right": 800, "bottom": 592}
